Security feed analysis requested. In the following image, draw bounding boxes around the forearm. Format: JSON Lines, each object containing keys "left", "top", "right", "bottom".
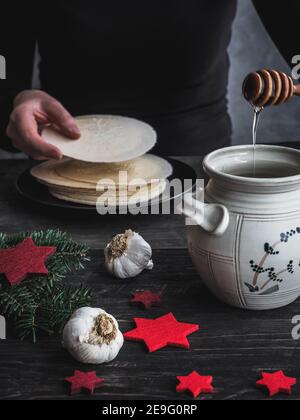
{"left": 252, "top": 0, "right": 300, "bottom": 66}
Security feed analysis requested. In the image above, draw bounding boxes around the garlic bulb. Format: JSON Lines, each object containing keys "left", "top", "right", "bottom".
{"left": 104, "top": 229, "right": 154, "bottom": 279}
{"left": 62, "top": 307, "right": 124, "bottom": 364}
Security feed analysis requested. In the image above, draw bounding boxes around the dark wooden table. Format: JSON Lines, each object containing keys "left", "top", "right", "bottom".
{"left": 0, "top": 159, "right": 300, "bottom": 401}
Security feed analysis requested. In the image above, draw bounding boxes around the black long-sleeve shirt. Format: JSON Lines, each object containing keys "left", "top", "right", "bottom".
{"left": 0, "top": 1, "right": 296, "bottom": 155}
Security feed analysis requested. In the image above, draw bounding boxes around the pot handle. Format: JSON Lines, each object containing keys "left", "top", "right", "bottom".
{"left": 178, "top": 194, "right": 230, "bottom": 236}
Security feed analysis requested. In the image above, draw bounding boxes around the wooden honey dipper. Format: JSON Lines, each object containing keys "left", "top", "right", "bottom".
{"left": 243, "top": 69, "right": 300, "bottom": 107}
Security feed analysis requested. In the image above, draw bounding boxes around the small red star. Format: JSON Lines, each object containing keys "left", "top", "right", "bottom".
{"left": 0, "top": 237, "right": 56, "bottom": 286}
{"left": 131, "top": 291, "right": 161, "bottom": 309}
{"left": 124, "top": 313, "right": 199, "bottom": 352}
{"left": 256, "top": 371, "right": 297, "bottom": 397}
{"left": 176, "top": 371, "right": 214, "bottom": 398}
{"left": 65, "top": 370, "right": 104, "bottom": 395}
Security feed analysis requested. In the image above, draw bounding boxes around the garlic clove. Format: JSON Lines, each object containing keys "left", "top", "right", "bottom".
{"left": 62, "top": 307, "right": 124, "bottom": 365}
{"left": 104, "top": 230, "right": 153, "bottom": 279}
{"left": 114, "top": 254, "right": 143, "bottom": 279}
{"left": 146, "top": 260, "right": 154, "bottom": 270}
{"left": 125, "top": 233, "right": 152, "bottom": 268}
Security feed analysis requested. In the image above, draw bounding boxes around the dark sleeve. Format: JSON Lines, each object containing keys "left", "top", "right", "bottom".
{"left": 252, "top": 0, "right": 300, "bottom": 66}
{"left": 0, "top": 2, "right": 37, "bottom": 152}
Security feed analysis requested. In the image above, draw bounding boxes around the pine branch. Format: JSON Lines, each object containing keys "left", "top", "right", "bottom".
{"left": 0, "top": 229, "right": 93, "bottom": 342}
{"left": 0, "top": 229, "right": 90, "bottom": 287}
{"left": 2, "top": 229, "right": 75, "bottom": 248}
{"left": 14, "top": 285, "right": 93, "bottom": 342}
{"left": 15, "top": 306, "right": 39, "bottom": 342}
{"left": 0, "top": 287, "right": 36, "bottom": 319}
{"left": 39, "top": 285, "right": 94, "bottom": 332}
{"left": 0, "top": 233, "right": 8, "bottom": 249}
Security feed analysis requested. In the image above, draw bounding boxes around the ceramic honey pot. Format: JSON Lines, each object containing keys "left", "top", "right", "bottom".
{"left": 180, "top": 145, "right": 300, "bottom": 310}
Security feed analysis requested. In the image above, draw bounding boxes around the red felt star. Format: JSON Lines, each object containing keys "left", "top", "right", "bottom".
{"left": 256, "top": 371, "right": 297, "bottom": 397}
{"left": 65, "top": 370, "right": 104, "bottom": 395}
{"left": 176, "top": 371, "right": 214, "bottom": 398}
{"left": 0, "top": 237, "right": 56, "bottom": 286}
{"left": 124, "top": 313, "right": 199, "bottom": 352}
{"left": 131, "top": 290, "right": 161, "bottom": 309}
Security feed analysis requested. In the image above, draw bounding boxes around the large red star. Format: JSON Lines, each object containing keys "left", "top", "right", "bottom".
{"left": 0, "top": 237, "right": 56, "bottom": 286}
{"left": 256, "top": 371, "right": 297, "bottom": 397}
{"left": 65, "top": 370, "right": 104, "bottom": 395}
{"left": 131, "top": 290, "right": 161, "bottom": 309}
{"left": 124, "top": 313, "right": 199, "bottom": 352}
{"left": 176, "top": 371, "right": 214, "bottom": 398}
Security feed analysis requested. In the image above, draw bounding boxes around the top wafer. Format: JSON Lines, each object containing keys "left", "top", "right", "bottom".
{"left": 42, "top": 115, "right": 157, "bottom": 163}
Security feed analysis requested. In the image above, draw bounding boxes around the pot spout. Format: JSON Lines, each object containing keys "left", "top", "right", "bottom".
{"left": 178, "top": 194, "right": 229, "bottom": 236}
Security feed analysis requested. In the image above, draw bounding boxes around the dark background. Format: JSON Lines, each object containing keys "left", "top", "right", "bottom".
{"left": 229, "top": 0, "right": 300, "bottom": 146}
{"left": 1, "top": 0, "right": 300, "bottom": 159}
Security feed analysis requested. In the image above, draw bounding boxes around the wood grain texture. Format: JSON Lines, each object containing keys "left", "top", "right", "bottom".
{"left": 0, "top": 158, "right": 300, "bottom": 400}
{"left": 0, "top": 250, "right": 300, "bottom": 400}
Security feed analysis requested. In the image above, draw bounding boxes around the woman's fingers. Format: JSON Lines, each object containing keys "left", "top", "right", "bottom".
{"left": 30, "top": 156, "right": 48, "bottom": 161}
{"left": 7, "top": 90, "right": 80, "bottom": 158}
{"left": 42, "top": 99, "right": 81, "bottom": 139}
{"left": 7, "top": 109, "right": 62, "bottom": 159}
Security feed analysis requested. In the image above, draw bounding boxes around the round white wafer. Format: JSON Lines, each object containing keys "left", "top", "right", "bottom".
{"left": 42, "top": 115, "right": 157, "bottom": 163}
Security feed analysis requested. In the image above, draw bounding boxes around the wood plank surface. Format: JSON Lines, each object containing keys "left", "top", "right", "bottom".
{"left": 0, "top": 249, "right": 299, "bottom": 400}
{"left": 0, "top": 158, "right": 299, "bottom": 400}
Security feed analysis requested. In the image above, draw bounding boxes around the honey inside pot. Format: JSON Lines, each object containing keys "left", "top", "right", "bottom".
{"left": 222, "top": 160, "right": 300, "bottom": 179}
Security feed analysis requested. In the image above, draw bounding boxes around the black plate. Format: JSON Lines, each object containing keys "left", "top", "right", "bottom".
{"left": 16, "top": 158, "right": 197, "bottom": 214}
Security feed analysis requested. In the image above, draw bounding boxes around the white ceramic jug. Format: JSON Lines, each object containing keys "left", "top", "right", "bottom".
{"left": 181, "top": 145, "right": 300, "bottom": 310}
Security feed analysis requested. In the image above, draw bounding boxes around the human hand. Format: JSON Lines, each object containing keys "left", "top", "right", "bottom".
{"left": 6, "top": 90, "right": 80, "bottom": 160}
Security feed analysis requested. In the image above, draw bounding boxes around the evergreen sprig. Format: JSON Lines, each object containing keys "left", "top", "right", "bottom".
{"left": 0, "top": 229, "right": 93, "bottom": 342}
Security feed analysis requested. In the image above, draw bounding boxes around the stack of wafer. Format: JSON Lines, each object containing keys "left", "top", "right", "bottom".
{"left": 31, "top": 115, "right": 173, "bottom": 206}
